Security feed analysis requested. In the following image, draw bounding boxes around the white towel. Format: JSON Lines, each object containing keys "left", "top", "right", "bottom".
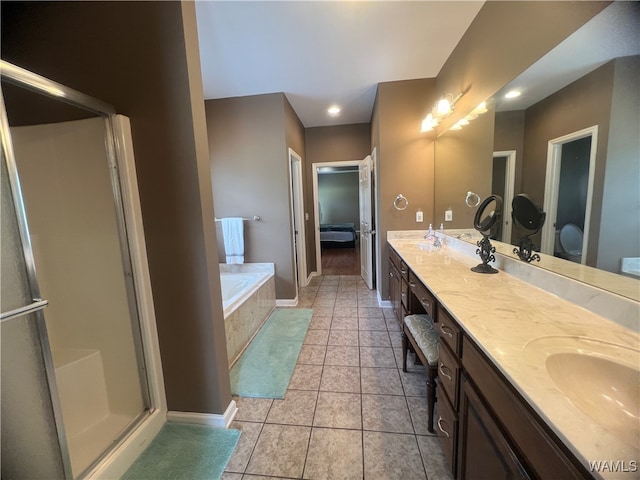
{"left": 221, "top": 217, "right": 244, "bottom": 264}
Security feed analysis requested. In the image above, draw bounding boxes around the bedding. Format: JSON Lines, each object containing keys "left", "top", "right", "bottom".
{"left": 320, "top": 223, "right": 356, "bottom": 248}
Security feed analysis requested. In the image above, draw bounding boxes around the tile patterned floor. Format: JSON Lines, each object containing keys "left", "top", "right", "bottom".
{"left": 223, "top": 275, "right": 453, "bottom": 480}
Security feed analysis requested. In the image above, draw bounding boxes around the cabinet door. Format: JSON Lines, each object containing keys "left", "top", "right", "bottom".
{"left": 458, "top": 376, "right": 531, "bottom": 480}
{"left": 388, "top": 258, "right": 401, "bottom": 324}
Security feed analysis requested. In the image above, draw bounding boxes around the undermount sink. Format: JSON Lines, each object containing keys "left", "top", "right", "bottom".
{"left": 524, "top": 336, "right": 640, "bottom": 449}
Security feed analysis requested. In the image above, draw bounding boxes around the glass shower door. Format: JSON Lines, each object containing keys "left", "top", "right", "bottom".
{"left": 1, "top": 64, "right": 151, "bottom": 478}
{"left": 1, "top": 146, "right": 70, "bottom": 479}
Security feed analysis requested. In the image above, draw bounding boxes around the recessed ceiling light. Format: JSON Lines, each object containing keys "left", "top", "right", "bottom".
{"left": 327, "top": 105, "right": 341, "bottom": 116}
{"left": 505, "top": 90, "right": 522, "bottom": 99}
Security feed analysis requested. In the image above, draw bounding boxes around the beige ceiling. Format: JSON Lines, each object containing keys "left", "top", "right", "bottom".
{"left": 195, "top": 1, "right": 484, "bottom": 127}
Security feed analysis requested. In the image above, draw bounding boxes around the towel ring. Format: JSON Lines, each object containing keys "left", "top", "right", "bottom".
{"left": 465, "top": 191, "right": 481, "bottom": 208}
{"left": 394, "top": 194, "right": 409, "bottom": 211}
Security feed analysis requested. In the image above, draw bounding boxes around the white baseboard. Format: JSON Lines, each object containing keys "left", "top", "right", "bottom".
{"left": 276, "top": 298, "right": 298, "bottom": 307}
{"left": 86, "top": 408, "right": 165, "bottom": 480}
{"left": 307, "top": 271, "right": 319, "bottom": 282}
{"left": 167, "top": 400, "right": 237, "bottom": 429}
{"left": 377, "top": 291, "right": 392, "bottom": 308}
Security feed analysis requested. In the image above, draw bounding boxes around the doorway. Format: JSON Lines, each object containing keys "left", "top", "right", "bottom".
{"left": 288, "top": 148, "right": 307, "bottom": 289}
{"left": 312, "top": 157, "right": 376, "bottom": 286}
{"left": 492, "top": 150, "right": 516, "bottom": 243}
{"left": 542, "top": 126, "right": 597, "bottom": 264}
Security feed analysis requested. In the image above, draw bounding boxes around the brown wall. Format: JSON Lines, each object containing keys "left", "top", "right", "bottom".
{"left": 435, "top": 108, "right": 496, "bottom": 230}
{"left": 206, "top": 93, "right": 301, "bottom": 299}
{"left": 1, "top": 1, "right": 231, "bottom": 414}
{"left": 599, "top": 55, "right": 640, "bottom": 273}
{"left": 494, "top": 110, "right": 526, "bottom": 195}
{"left": 373, "top": 78, "right": 437, "bottom": 299}
{"left": 304, "top": 124, "right": 371, "bottom": 273}
{"left": 435, "top": 1, "right": 610, "bottom": 133}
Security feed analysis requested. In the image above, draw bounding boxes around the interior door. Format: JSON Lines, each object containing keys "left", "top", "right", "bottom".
{"left": 359, "top": 155, "right": 374, "bottom": 289}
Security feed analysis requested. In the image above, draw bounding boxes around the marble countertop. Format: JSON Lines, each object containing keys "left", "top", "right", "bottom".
{"left": 388, "top": 233, "right": 640, "bottom": 479}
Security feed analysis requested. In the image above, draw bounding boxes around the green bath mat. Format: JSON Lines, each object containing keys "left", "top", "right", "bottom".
{"left": 121, "top": 423, "right": 240, "bottom": 480}
{"left": 230, "top": 308, "right": 313, "bottom": 399}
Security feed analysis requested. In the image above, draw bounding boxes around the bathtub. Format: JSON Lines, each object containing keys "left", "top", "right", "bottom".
{"left": 220, "top": 263, "right": 275, "bottom": 367}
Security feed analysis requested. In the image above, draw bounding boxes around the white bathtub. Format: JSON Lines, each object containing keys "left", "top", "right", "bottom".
{"left": 220, "top": 263, "right": 276, "bottom": 366}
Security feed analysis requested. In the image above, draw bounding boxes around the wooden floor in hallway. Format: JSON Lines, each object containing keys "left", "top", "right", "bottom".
{"left": 321, "top": 245, "right": 360, "bottom": 276}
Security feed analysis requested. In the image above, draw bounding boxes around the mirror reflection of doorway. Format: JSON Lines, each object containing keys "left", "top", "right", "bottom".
{"left": 542, "top": 126, "right": 597, "bottom": 264}
{"left": 491, "top": 150, "right": 516, "bottom": 243}
{"left": 554, "top": 136, "right": 592, "bottom": 263}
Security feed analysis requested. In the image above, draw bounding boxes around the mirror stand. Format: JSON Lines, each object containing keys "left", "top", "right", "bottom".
{"left": 513, "top": 235, "right": 541, "bottom": 263}
{"left": 471, "top": 235, "right": 499, "bottom": 274}
{"left": 470, "top": 194, "right": 502, "bottom": 274}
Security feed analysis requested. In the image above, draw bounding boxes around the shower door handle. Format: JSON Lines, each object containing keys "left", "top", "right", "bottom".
{"left": 1, "top": 299, "right": 49, "bottom": 322}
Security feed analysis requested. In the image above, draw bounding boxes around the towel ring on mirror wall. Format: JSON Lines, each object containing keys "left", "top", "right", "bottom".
{"left": 394, "top": 194, "right": 409, "bottom": 211}
{"left": 465, "top": 191, "right": 481, "bottom": 208}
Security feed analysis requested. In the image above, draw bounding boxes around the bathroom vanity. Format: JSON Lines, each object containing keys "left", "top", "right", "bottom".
{"left": 388, "top": 232, "right": 639, "bottom": 480}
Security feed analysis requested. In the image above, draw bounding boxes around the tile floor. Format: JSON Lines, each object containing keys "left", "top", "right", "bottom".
{"left": 222, "top": 275, "right": 453, "bottom": 480}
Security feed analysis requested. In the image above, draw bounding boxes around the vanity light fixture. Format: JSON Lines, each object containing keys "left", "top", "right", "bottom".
{"left": 327, "top": 105, "right": 341, "bottom": 116}
{"left": 450, "top": 101, "right": 491, "bottom": 132}
{"left": 420, "top": 92, "right": 463, "bottom": 132}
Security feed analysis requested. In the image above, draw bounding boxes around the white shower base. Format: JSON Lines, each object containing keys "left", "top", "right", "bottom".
{"left": 53, "top": 349, "right": 136, "bottom": 477}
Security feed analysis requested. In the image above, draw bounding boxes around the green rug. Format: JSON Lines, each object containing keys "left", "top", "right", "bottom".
{"left": 121, "top": 423, "right": 240, "bottom": 480}
{"left": 230, "top": 308, "right": 313, "bottom": 399}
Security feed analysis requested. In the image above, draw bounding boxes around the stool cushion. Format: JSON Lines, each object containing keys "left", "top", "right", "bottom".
{"left": 404, "top": 314, "right": 440, "bottom": 366}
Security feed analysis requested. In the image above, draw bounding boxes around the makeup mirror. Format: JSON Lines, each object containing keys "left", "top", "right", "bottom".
{"left": 511, "top": 194, "right": 545, "bottom": 263}
{"left": 471, "top": 194, "right": 502, "bottom": 274}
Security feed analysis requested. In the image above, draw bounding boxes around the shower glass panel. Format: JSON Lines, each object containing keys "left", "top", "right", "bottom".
{"left": 1, "top": 153, "right": 68, "bottom": 479}
{"left": 1, "top": 72, "right": 150, "bottom": 478}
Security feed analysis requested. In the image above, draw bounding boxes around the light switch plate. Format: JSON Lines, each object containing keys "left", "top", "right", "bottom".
{"left": 445, "top": 209, "right": 453, "bottom": 221}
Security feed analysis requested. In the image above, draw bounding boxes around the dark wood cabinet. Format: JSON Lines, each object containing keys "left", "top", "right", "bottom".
{"left": 388, "top": 257, "right": 402, "bottom": 325}
{"left": 387, "top": 243, "right": 591, "bottom": 480}
{"left": 458, "top": 375, "right": 531, "bottom": 480}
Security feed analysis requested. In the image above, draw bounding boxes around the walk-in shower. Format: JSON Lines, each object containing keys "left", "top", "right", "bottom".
{"left": 1, "top": 62, "right": 165, "bottom": 479}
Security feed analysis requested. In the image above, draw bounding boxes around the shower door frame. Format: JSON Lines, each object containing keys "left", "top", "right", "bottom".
{"left": 0, "top": 60, "right": 166, "bottom": 479}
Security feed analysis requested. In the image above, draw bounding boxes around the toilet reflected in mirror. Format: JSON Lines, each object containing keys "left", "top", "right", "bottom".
{"left": 557, "top": 223, "right": 583, "bottom": 263}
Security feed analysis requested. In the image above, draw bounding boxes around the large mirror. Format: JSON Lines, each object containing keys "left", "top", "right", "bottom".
{"left": 436, "top": 1, "right": 640, "bottom": 301}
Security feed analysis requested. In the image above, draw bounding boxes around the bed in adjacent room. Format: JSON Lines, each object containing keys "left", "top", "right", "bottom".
{"left": 320, "top": 223, "right": 357, "bottom": 248}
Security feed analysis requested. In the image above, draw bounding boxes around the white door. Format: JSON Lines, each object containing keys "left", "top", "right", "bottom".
{"left": 289, "top": 149, "right": 307, "bottom": 288}
{"left": 493, "top": 150, "right": 516, "bottom": 244}
{"left": 359, "top": 155, "right": 374, "bottom": 289}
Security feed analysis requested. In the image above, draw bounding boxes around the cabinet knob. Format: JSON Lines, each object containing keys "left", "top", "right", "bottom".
{"left": 409, "top": 281, "right": 416, "bottom": 288}
{"left": 437, "top": 417, "right": 450, "bottom": 438}
{"left": 439, "top": 362, "right": 453, "bottom": 381}
{"left": 440, "top": 324, "right": 453, "bottom": 338}
{"left": 421, "top": 298, "right": 430, "bottom": 309}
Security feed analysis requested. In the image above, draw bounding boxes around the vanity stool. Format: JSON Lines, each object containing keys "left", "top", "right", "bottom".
{"left": 402, "top": 313, "right": 440, "bottom": 433}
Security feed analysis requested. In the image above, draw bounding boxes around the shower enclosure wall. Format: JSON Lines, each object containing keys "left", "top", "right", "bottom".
{"left": 1, "top": 62, "right": 165, "bottom": 479}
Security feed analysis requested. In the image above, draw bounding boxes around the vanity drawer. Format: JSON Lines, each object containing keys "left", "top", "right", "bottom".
{"left": 438, "top": 341, "right": 460, "bottom": 409}
{"left": 408, "top": 271, "right": 435, "bottom": 318}
{"left": 437, "top": 306, "right": 462, "bottom": 356}
{"left": 400, "top": 277, "right": 409, "bottom": 310}
{"left": 437, "top": 385, "right": 458, "bottom": 476}
{"left": 399, "top": 260, "right": 409, "bottom": 281}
